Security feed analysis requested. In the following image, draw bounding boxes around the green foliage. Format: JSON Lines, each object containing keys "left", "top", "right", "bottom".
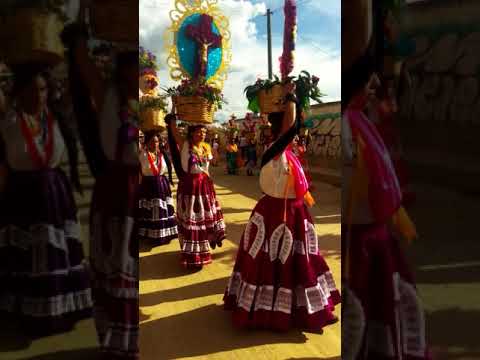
{"left": 139, "top": 96, "right": 168, "bottom": 112}
{"left": 244, "top": 71, "right": 325, "bottom": 112}
{"left": 163, "top": 79, "right": 227, "bottom": 109}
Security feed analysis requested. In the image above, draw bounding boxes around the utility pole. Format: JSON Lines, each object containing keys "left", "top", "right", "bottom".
{"left": 266, "top": 8, "right": 273, "bottom": 79}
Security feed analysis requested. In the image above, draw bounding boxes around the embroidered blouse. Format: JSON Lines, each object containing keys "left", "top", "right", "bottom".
{"left": 180, "top": 141, "right": 212, "bottom": 175}
{"left": 0, "top": 109, "right": 66, "bottom": 171}
{"left": 139, "top": 150, "right": 167, "bottom": 176}
{"left": 259, "top": 115, "right": 301, "bottom": 199}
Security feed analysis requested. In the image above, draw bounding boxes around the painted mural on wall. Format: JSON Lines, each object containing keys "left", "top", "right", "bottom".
{"left": 306, "top": 113, "right": 341, "bottom": 160}
{"left": 398, "top": 26, "right": 480, "bottom": 137}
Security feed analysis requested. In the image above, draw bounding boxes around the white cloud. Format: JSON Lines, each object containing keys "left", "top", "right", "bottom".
{"left": 310, "top": 0, "right": 340, "bottom": 18}
{"left": 140, "top": 0, "right": 340, "bottom": 122}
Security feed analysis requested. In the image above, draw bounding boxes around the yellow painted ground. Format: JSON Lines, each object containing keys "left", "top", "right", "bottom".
{"left": 140, "top": 166, "right": 341, "bottom": 360}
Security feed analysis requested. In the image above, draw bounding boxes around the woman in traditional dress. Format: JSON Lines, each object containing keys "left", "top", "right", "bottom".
{"left": 211, "top": 136, "right": 220, "bottom": 167}
{"left": 62, "top": 23, "right": 139, "bottom": 359}
{"left": 224, "top": 83, "right": 340, "bottom": 332}
{"left": 166, "top": 114, "right": 226, "bottom": 268}
{"left": 341, "top": 3, "right": 429, "bottom": 355}
{"left": 368, "top": 81, "right": 415, "bottom": 207}
{"left": 138, "top": 130, "right": 177, "bottom": 246}
{"left": 0, "top": 63, "right": 92, "bottom": 335}
{"left": 245, "top": 138, "right": 257, "bottom": 176}
{"left": 225, "top": 137, "right": 239, "bottom": 175}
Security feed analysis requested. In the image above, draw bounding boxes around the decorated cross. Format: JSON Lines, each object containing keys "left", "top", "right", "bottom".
{"left": 186, "top": 14, "right": 222, "bottom": 80}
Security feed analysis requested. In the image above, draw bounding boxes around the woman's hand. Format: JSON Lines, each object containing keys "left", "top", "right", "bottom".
{"left": 282, "top": 81, "right": 298, "bottom": 107}
{"left": 165, "top": 113, "right": 177, "bottom": 126}
{"left": 282, "top": 81, "right": 296, "bottom": 97}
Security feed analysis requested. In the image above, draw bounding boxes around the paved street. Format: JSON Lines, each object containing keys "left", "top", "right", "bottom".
{"left": 405, "top": 183, "right": 480, "bottom": 360}
{"left": 139, "top": 165, "right": 341, "bottom": 360}
{"left": 0, "top": 160, "right": 341, "bottom": 360}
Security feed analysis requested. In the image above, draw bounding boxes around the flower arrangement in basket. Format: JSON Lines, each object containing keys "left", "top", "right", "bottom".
{"left": 245, "top": 72, "right": 324, "bottom": 114}
{"left": 139, "top": 47, "right": 160, "bottom": 95}
{"left": 244, "top": 0, "right": 324, "bottom": 114}
{"left": 164, "top": 79, "right": 227, "bottom": 124}
{"left": 139, "top": 95, "right": 168, "bottom": 131}
{"left": 164, "top": 0, "right": 231, "bottom": 124}
{"left": 0, "top": 0, "right": 67, "bottom": 65}
{"left": 139, "top": 46, "right": 167, "bottom": 131}
{"left": 139, "top": 46, "right": 159, "bottom": 77}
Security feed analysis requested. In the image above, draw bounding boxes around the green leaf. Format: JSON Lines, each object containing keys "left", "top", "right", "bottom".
{"left": 247, "top": 96, "right": 260, "bottom": 113}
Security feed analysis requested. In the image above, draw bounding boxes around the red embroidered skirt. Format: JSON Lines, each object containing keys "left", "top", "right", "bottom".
{"left": 176, "top": 173, "right": 226, "bottom": 267}
{"left": 224, "top": 195, "right": 340, "bottom": 332}
{"left": 90, "top": 162, "right": 139, "bottom": 359}
{"left": 342, "top": 223, "right": 430, "bottom": 360}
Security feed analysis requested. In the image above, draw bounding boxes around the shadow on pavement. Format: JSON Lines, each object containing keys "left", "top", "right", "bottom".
{"left": 140, "top": 303, "right": 308, "bottom": 360}
{"left": 19, "top": 348, "right": 102, "bottom": 360}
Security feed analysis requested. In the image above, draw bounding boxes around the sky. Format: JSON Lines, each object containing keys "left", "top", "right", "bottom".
{"left": 140, "top": 0, "right": 340, "bottom": 122}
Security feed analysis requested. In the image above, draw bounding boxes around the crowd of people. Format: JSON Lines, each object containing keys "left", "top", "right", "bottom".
{"left": 0, "top": 1, "right": 430, "bottom": 359}
{"left": 0, "top": 44, "right": 336, "bottom": 360}
{"left": 220, "top": 114, "right": 313, "bottom": 181}
{"left": 0, "top": 13, "right": 141, "bottom": 356}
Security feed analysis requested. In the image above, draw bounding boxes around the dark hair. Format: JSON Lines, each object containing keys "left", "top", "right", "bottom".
{"left": 187, "top": 125, "right": 206, "bottom": 141}
{"left": 11, "top": 63, "right": 49, "bottom": 97}
{"left": 342, "top": 31, "right": 382, "bottom": 108}
{"left": 92, "top": 43, "right": 112, "bottom": 57}
{"left": 144, "top": 130, "right": 159, "bottom": 145}
{"left": 267, "top": 112, "right": 284, "bottom": 140}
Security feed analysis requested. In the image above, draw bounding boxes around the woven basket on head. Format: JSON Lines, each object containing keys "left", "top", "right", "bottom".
{"left": 90, "top": 0, "right": 138, "bottom": 43}
{"left": 140, "top": 108, "right": 166, "bottom": 132}
{"left": 173, "top": 95, "right": 215, "bottom": 124}
{"left": 1, "top": 9, "right": 64, "bottom": 65}
{"left": 342, "top": 0, "right": 372, "bottom": 71}
{"left": 258, "top": 84, "right": 285, "bottom": 114}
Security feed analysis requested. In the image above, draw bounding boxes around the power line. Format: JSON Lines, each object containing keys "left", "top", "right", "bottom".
{"left": 297, "top": 34, "right": 339, "bottom": 59}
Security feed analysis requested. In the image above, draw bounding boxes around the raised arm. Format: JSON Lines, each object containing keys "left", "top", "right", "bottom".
{"left": 73, "top": 37, "right": 106, "bottom": 112}
{"left": 166, "top": 113, "right": 186, "bottom": 179}
{"left": 260, "top": 84, "right": 301, "bottom": 167}
{"left": 61, "top": 18, "right": 106, "bottom": 113}
{"left": 280, "top": 85, "right": 297, "bottom": 135}
{"left": 168, "top": 115, "right": 184, "bottom": 150}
